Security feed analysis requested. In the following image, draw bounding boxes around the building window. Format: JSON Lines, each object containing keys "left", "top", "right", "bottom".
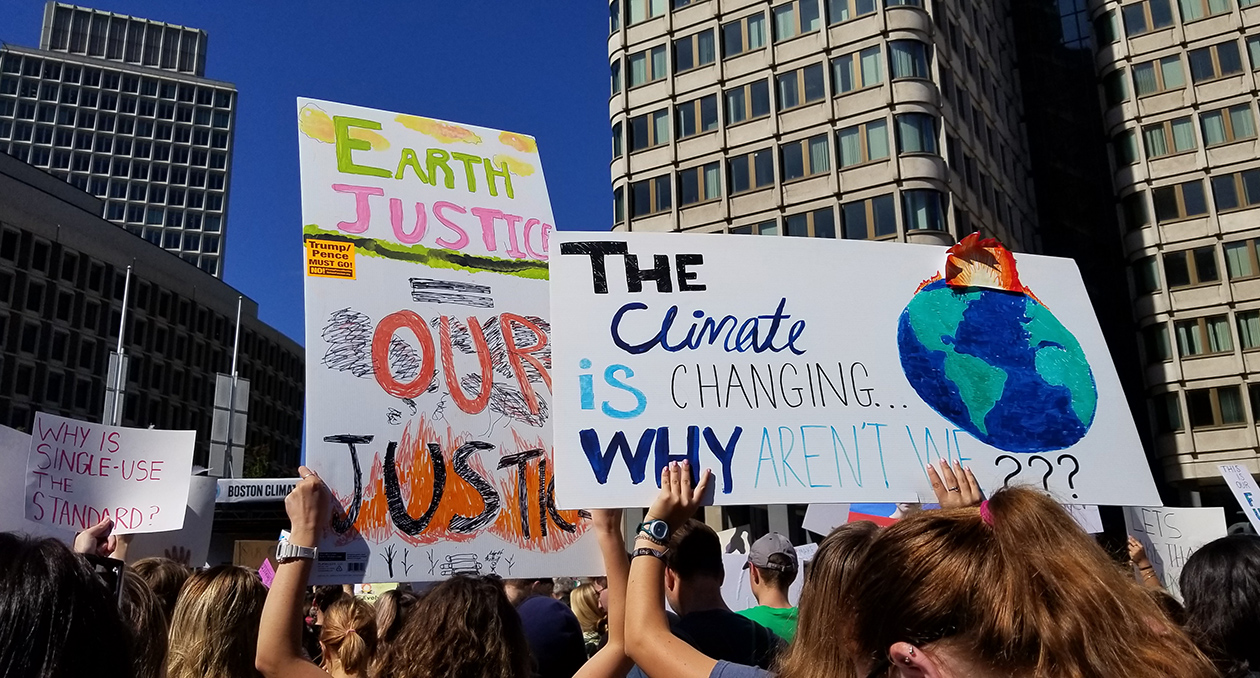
{"left": 1186, "top": 385, "right": 1246, "bottom": 428}
{"left": 722, "top": 13, "right": 767, "bottom": 58}
{"left": 728, "top": 148, "right": 775, "bottom": 194}
{"left": 1248, "top": 35, "right": 1260, "bottom": 70}
{"left": 837, "top": 119, "right": 890, "bottom": 167}
{"left": 628, "top": 0, "right": 666, "bottom": 25}
{"left": 1135, "top": 255, "right": 1161, "bottom": 293}
{"left": 896, "top": 113, "right": 937, "bottom": 154}
{"left": 724, "top": 80, "right": 771, "bottom": 125}
{"left": 781, "top": 134, "right": 831, "bottom": 180}
{"left": 1201, "top": 103, "right": 1256, "bottom": 147}
{"left": 1153, "top": 392, "right": 1183, "bottom": 432}
{"left": 629, "top": 109, "right": 669, "bottom": 152}
{"left": 777, "top": 64, "right": 826, "bottom": 111}
{"left": 841, "top": 194, "right": 897, "bottom": 239}
{"left": 1094, "top": 11, "right": 1119, "bottom": 43}
{"left": 784, "top": 207, "right": 836, "bottom": 238}
{"left": 903, "top": 190, "right": 946, "bottom": 230}
{"left": 614, "top": 186, "right": 625, "bottom": 223}
{"left": 828, "top": 0, "right": 877, "bottom": 22}
{"left": 1188, "top": 41, "right": 1244, "bottom": 83}
{"left": 1238, "top": 311, "right": 1260, "bottom": 350}
{"left": 630, "top": 175, "right": 672, "bottom": 217}
{"left": 611, "top": 0, "right": 621, "bottom": 32}
{"left": 730, "top": 221, "right": 778, "bottom": 235}
{"left": 612, "top": 123, "right": 623, "bottom": 158}
{"left": 675, "top": 30, "right": 716, "bottom": 73}
{"left": 1132, "top": 55, "right": 1186, "bottom": 95}
{"left": 1164, "top": 246, "right": 1219, "bottom": 288}
{"left": 1142, "top": 116, "right": 1197, "bottom": 158}
{"left": 1112, "top": 130, "right": 1139, "bottom": 165}
{"left": 1225, "top": 238, "right": 1260, "bottom": 279}
{"left": 628, "top": 46, "right": 667, "bottom": 88}
{"left": 1213, "top": 169, "right": 1260, "bottom": 213}
{"left": 1175, "top": 315, "right": 1233, "bottom": 357}
{"left": 1178, "top": 0, "right": 1231, "bottom": 23}
{"left": 678, "top": 162, "right": 721, "bottom": 206}
{"left": 888, "top": 40, "right": 931, "bottom": 80}
{"left": 612, "top": 60, "right": 622, "bottom": 94}
{"left": 1153, "top": 181, "right": 1209, "bottom": 222}
{"left": 773, "top": 0, "right": 822, "bottom": 42}
{"left": 832, "top": 47, "right": 882, "bottom": 94}
{"left": 1144, "top": 323, "right": 1173, "bottom": 363}
{"left": 1121, "top": 0, "right": 1174, "bottom": 36}
{"left": 1122, "top": 192, "right": 1150, "bottom": 230}
{"left": 676, "top": 95, "right": 719, "bottom": 138}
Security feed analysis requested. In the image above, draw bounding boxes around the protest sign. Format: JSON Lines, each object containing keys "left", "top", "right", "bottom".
{"left": 804, "top": 499, "right": 1100, "bottom": 535}
{"left": 298, "top": 98, "right": 598, "bottom": 583}
{"left": 802, "top": 504, "right": 850, "bottom": 536}
{"left": 23, "top": 412, "right": 195, "bottom": 534}
{"left": 1124, "top": 506, "right": 1226, "bottom": 598}
{"left": 0, "top": 424, "right": 73, "bottom": 540}
{"left": 126, "top": 475, "right": 218, "bottom": 566}
{"left": 550, "top": 232, "right": 1160, "bottom": 509}
{"left": 1218, "top": 464, "right": 1260, "bottom": 533}
{"left": 1063, "top": 504, "right": 1103, "bottom": 534}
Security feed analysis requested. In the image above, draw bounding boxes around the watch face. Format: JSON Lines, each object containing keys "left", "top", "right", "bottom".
{"left": 649, "top": 521, "right": 669, "bottom": 540}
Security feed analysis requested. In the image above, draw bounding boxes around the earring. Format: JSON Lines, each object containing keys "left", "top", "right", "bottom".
{"left": 902, "top": 647, "right": 917, "bottom": 665}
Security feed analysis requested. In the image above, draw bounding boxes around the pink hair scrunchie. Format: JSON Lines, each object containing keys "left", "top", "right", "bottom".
{"left": 979, "top": 500, "right": 994, "bottom": 526}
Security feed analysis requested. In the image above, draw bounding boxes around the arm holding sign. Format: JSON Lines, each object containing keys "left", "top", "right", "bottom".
{"left": 72, "top": 516, "right": 117, "bottom": 557}
{"left": 1128, "top": 536, "right": 1163, "bottom": 591}
{"left": 574, "top": 508, "right": 633, "bottom": 678}
{"left": 256, "top": 467, "right": 329, "bottom": 678}
{"left": 927, "top": 460, "right": 983, "bottom": 509}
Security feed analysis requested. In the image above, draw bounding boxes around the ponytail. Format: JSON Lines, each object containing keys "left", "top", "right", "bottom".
{"left": 321, "top": 597, "right": 378, "bottom": 677}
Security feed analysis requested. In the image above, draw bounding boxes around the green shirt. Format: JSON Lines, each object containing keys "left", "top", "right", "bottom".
{"left": 737, "top": 605, "right": 798, "bottom": 642}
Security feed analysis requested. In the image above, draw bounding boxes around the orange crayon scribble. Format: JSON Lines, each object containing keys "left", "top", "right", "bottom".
{"left": 490, "top": 431, "right": 588, "bottom": 553}
{"left": 499, "top": 131, "right": 538, "bottom": 154}
{"left": 914, "top": 272, "right": 943, "bottom": 294}
{"left": 944, "top": 233, "right": 1026, "bottom": 293}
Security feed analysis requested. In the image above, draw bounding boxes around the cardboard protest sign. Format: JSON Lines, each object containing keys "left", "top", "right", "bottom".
{"left": 126, "top": 475, "right": 218, "bottom": 566}
{"left": 0, "top": 424, "right": 73, "bottom": 540}
{"left": 1124, "top": 506, "right": 1226, "bottom": 598}
{"left": 550, "top": 232, "right": 1160, "bottom": 508}
{"left": 24, "top": 412, "right": 194, "bottom": 534}
{"left": 1218, "top": 464, "right": 1260, "bottom": 533}
{"left": 298, "top": 98, "right": 598, "bottom": 583}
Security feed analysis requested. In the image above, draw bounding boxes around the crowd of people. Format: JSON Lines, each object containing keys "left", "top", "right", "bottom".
{"left": 2, "top": 458, "right": 1258, "bottom": 678}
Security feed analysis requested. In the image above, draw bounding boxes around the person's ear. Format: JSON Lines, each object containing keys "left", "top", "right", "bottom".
{"left": 664, "top": 567, "right": 679, "bottom": 592}
{"left": 888, "top": 643, "right": 949, "bottom": 678}
{"left": 749, "top": 565, "right": 762, "bottom": 586}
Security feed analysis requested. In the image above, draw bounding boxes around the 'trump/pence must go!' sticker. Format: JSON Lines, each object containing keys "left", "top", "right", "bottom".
{"left": 307, "top": 238, "right": 357, "bottom": 279}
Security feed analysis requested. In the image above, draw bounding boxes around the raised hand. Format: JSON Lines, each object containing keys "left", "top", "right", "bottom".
{"left": 73, "top": 517, "right": 117, "bottom": 557}
{"left": 645, "top": 461, "right": 711, "bottom": 531}
{"left": 927, "top": 459, "right": 983, "bottom": 509}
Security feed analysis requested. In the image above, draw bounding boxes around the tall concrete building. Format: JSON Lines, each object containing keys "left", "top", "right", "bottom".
{"left": 0, "top": 2, "right": 235, "bottom": 277}
{"left": 1086, "top": 0, "right": 1260, "bottom": 503}
{"left": 607, "top": 0, "right": 1042, "bottom": 537}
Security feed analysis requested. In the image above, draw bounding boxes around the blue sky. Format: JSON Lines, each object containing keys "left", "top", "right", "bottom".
{"left": 1, "top": 0, "right": 612, "bottom": 344}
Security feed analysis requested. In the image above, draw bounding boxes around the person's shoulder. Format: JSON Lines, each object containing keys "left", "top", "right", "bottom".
{"left": 710, "top": 660, "right": 775, "bottom": 678}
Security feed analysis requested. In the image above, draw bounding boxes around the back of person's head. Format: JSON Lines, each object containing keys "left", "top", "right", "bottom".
{"left": 375, "top": 588, "right": 418, "bottom": 646}
{"left": 569, "top": 582, "right": 604, "bottom": 633}
{"left": 665, "top": 519, "right": 723, "bottom": 583}
{"left": 0, "top": 532, "right": 132, "bottom": 678}
{"left": 777, "top": 520, "right": 879, "bottom": 678}
{"left": 167, "top": 564, "right": 266, "bottom": 678}
{"left": 122, "top": 570, "right": 169, "bottom": 678}
{"left": 1180, "top": 534, "right": 1260, "bottom": 678}
{"left": 746, "top": 532, "right": 799, "bottom": 592}
{"left": 130, "top": 556, "right": 191, "bottom": 622}
{"left": 321, "top": 595, "right": 377, "bottom": 676}
{"left": 835, "top": 487, "right": 1216, "bottom": 678}
{"left": 375, "top": 575, "right": 531, "bottom": 678}
{"left": 314, "top": 584, "right": 346, "bottom": 613}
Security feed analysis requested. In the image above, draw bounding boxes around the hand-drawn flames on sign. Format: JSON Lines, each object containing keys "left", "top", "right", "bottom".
{"left": 324, "top": 419, "right": 587, "bottom": 553}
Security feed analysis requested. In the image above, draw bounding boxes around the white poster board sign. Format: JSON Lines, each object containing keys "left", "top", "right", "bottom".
{"left": 24, "top": 412, "right": 194, "bottom": 534}
{"left": 550, "top": 232, "right": 1160, "bottom": 508}
{"left": 126, "top": 475, "right": 218, "bottom": 566}
{"left": 298, "top": 98, "right": 598, "bottom": 583}
{"left": 1124, "top": 506, "right": 1226, "bottom": 598}
{"left": 802, "top": 504, "right": 850, "bottom": 536}
{"left": 1219, "top": 464, "right": 1260, "bottom": 533}
{"left": 0, "top": 423, "right": 73, "bottom": 541}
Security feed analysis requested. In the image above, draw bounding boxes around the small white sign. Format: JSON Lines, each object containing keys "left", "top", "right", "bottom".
{"left": 1218, "top": 464, "right": 1260, "bottom": 533}
{"left": 1124, "top": 505, "right": 1227, "bottom": 599}
{"left": 24, "top": 412, "right": 195, "bottom": 534}
{"left": 126, "top": 475, "right": 218, "bottom": 565}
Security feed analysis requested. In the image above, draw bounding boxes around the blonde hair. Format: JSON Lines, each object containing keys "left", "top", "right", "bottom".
{"left": 166, "top": 565, "right": 266, "bottom": 678}
{"left": 570, "top": 582, "right": 604, "bottom": 634}
{"left": 321, "top": 596, "right": 378, "bottom": 677}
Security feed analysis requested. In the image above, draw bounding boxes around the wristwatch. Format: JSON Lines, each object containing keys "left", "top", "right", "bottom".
{"left": 276, "top": 539, "right": 317, "bottom": 563}
{"left": 637, "top": 519, "right": 671, "bottom": 544}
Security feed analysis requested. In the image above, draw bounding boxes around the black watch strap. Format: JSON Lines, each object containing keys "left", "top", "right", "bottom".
{"left": 632, "top": 547, "right": 669, "bottom": 560}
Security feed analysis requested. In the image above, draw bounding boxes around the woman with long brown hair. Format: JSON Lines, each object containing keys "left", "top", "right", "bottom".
{"left": 318, "top": 596, "right": 377, "bottom": 678}
{"left": 167, "top": 565, "right": 267, "bottom": 678}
